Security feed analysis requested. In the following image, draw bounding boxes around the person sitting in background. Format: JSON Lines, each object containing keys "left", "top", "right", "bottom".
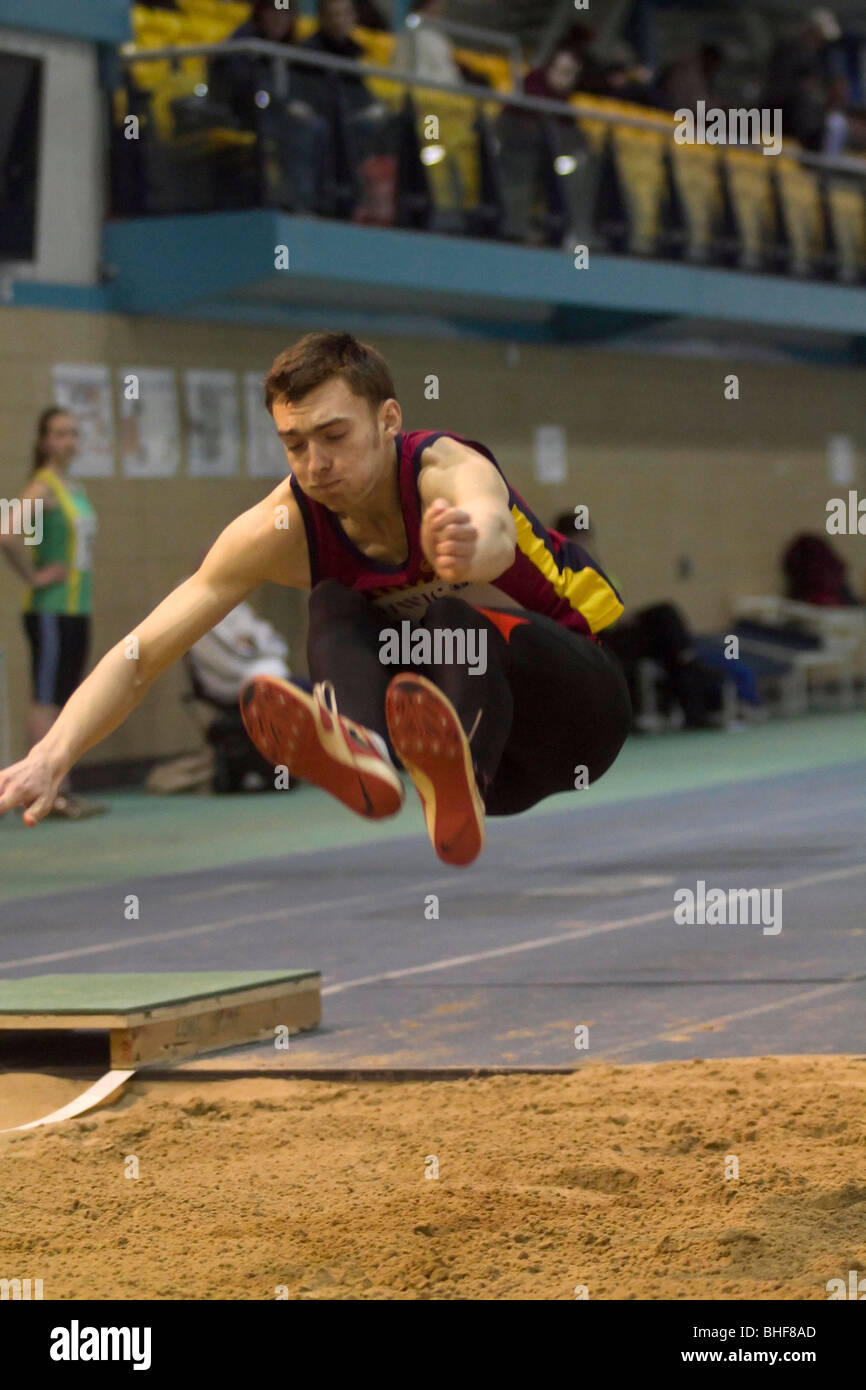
{"left": 822, "top": 74, "right": 866, "bottom": 154}
{"left": 524, "top": 46, "right": 582, "bottom": 105}
{"left": 147, "top": 596, "right": 291, "bottom": 795}
{"left": 189, "top": 598, "right": 290, "bottom": 706}
{"left": 654, "top": 42, "right": 725, "bottom": 114}
{"left": 392, "top": 0, "right": 462, "bottom": 87}
{"left": 783, "top": 533, "right": 862, "bottom": 606}
{"left": 209, "top": 0, "right": 298, "bottom": 125}
{"left": 760, "top": 7, "right": 843, "bottom": 152}
{"left": 590, "top": 40, "right": 654, "bottom": 106}
{"left": 551, "top": 514, "right": 752, "bottom": 729}
{"left": 207, "top": 0, "right": 329, "bottom": 214}
{"left": 301, "top": 0, "right": 375, "bottom": 115}
{"left": 354, "top": 0, "right": 388, "bottom": 30}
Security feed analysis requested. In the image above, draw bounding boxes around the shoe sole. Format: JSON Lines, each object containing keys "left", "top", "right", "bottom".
{"left": 240, "top": 676, "right": 403, "bottom": 820}
{"left": 385, "top": 674, "right": 485, "bottom": 867}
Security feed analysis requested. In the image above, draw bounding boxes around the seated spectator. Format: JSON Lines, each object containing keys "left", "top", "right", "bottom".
{"left": 208, "top": 0, "right": 298, "bottom": 125}
{"left": 590, "top": 40, "right": 653, "bottom": 106}
{"left": 552, "top": 514, "right": 746, "bottom": 728}
{"left": 189, "top": 599, "right": 290, "bottom": 705}
{"left": 822, "top": 74, "right": 866, "bottom": 154}
{"left": 392, "top": 0, "right": 462, "bottom": 88}
{"left": 207, "top": 1, "right": 328, "bottom": 213}
{"left": 354, "top": 0, "right": 389, "bottom": 30}
{"left": 301, "top": 0, "right": 375, "bottom": 115}
{"left": 783, "top": 533, "right": 862, "bottom": 606}
{"left": 761, "top": 7, "right": 843, "bottom": 152}
{"left": 524, "top": 46, "right": 582, "bottom": 105}
{"left": 654, "top": 42, "right": 724, "bottom": 114}
{"left": 147, "top": 596, "right": 292, "bottom": 795}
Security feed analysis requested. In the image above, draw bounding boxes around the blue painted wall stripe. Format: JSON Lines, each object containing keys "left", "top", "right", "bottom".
{"left": 0, "top": 0, "right": 130, "bottom": 43}
{"left": 103, "top": 212, "right": 866, "bottom": 336}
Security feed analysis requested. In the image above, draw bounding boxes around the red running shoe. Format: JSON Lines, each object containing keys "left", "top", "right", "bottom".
{"left": 240, "top": 676, "right": 404, "bottom": 820}
{"left": 385, "top": 673, "right": 485, "bottom": 867}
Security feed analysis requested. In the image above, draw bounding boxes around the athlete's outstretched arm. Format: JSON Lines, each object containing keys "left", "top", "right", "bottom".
{"left": 0, "top": 485, "right": 308, "bottom": 826}
{"left": 417, "top": 436, "right": 516, "bottom": 584}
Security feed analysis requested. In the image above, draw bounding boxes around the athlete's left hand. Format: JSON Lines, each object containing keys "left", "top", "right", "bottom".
{"left": 421, "top": 498, "right": 478, "bottom": 583}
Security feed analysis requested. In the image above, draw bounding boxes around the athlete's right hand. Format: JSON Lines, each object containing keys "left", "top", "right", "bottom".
{"left": 0, "top": 747, "right": 64, "bottom": 826}
{"left": 33, "top": 563, "right": 67, "bottom": 588}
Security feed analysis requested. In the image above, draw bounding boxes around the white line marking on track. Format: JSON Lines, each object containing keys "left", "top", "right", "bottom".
{"left": 321, "top": 861, "right": 866, "bottom": 996}
{"left": 0, "top": 877, "right": 459, "bottom": 972}
{"left": 172, "top": 882, "right": 272, "bottom": 902}
{"left": 602, "top": 979, "right": 858, "bottom": 1060}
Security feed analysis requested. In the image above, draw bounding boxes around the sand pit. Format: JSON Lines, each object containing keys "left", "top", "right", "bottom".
{"left": 1, "top": 1055, "right": 864, "bottom": 1300}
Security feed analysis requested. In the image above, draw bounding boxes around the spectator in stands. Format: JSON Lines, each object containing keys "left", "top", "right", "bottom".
{"left": 209, "top": 1, "right": 299, "bottom": 124}
{"left": 654, "top": 43, "right": 725, "bottom": 114}
{"left": 208, "top": 1, "right": 327, "bottom": 214}
{"left": 524, "top": 46, "right": 582, "bottom": 105}
{"left": 590, "top": 40, "right": 653, "bottom": 106}
{"left": 230, "top": 0, "right": 297, "bottom": 47}
{"left": 209, "top": 0, "right": 298, "bottom": 124}
{"left": 354, "top": 0, "right": 389, "bottom": 30}
{"left": 301, "top": 0, "right": 374, "bottom": 114}
{"left": 761, "top": 7, "right": 843, "bottom": 152}
{"left": 392, "top": 0, "right": 462, "bottom": 87}
{"left": 822, "top": 74, "right": 866, "bottom": 154}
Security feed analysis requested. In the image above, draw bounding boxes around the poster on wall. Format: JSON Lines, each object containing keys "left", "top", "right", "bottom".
{"left": 119, "top": 368, "right": 181, "bottom": 479}
{"left": 184, "top": 369, "right": 240, "bottom": 478}
{"left": 533, "top": 425, "right": 567, "bottom": 484}
{"left": 244, "top": 372, "right": 287, "bottom": 479}
{"left": 827, "top": 434, "right": 855, "bottom": 486}
{"left": 51, "top": 363, "right": 115, "bottom": 478}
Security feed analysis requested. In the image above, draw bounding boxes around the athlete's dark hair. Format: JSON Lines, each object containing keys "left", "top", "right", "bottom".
{"left": 264, "top": 332, "right": 396, "bottom": 415}
{"left": 30, "top": 406, "right": 70, "bottom": 475}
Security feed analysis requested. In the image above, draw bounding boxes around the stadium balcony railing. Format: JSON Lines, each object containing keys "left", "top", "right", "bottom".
{"left": 111, "top": 14, "right": 866, "bottom": 284}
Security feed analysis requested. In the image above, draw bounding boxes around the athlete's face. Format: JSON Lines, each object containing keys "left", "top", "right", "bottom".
{"left": 272, "top": 377, "right": 401, "bottom": 511}
{"left": 44, "top": 413, "right": 80, "bottom": 467}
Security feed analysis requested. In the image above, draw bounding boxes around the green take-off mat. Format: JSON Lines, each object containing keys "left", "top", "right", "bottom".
{"left": 0, "top": 971, "right": 322, "bottom": 1067}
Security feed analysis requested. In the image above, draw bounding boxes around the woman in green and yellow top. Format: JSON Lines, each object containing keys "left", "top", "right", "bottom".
{"left": 1, "top": 407, "right": 104, "bottom": 819}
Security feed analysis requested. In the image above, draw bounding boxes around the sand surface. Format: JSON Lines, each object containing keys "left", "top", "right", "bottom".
{"left": 1, "top": 1055, "right": 864, "bottom": 1300}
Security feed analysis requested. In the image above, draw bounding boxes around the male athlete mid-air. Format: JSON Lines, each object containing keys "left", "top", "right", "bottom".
{"left": 0, "top": 334, "right": 631, "bottom": 866}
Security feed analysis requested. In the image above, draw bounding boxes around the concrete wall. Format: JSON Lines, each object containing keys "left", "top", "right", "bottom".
{"left": 1, "top": 304, "right": 864, "bottom": 766}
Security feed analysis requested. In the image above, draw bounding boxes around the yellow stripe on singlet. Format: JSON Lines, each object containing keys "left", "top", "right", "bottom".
{"left": 40, "top": 469, "right": 82, "bottom": 613}
{"left": 512, "top": 508, "right": 624, "bottom": 634}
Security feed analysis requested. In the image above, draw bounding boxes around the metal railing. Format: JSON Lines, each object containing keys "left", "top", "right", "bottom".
{"left": 117, "top": 37, "right": 866, "bottom": 185}
{"left": 120, "top": 38, "right": 679, "bottom": 134}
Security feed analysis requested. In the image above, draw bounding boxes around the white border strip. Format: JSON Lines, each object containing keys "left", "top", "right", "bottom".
{"left": 0, "top": 1069, "right": 135, "bottom": 1134}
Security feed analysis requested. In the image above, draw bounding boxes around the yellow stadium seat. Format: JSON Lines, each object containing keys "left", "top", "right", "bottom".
{"left": 176, "top": 0, "right": 249, "bottom": 20}
{"left": 354, "top": 27, "right": 396, "bottom": 68}
{"left": 453, "top": 48, "right": 516, "bottom": 94}
{"left": 668, "top": 143, "right": 724, "bottom": 263}
{"left": 571, "top": 94, "right": 619, "bottom": 155}
{"left": 722, "top": 147, "right": 777, "bottom": 270}
{"left": 609, "top": 124, "right": 668, "bottom": 255}
{"left": 826, "top": 181, "right": 866, "bottom": 282}
{"left": 774, "top": 155, "right": 824, "bottom": 276}
{"left": 178, "top": 14, "right": 236, "bottom": 44}
{"left": 411, "top": 86, "right": 480, "bottom": 219}
{"left": 132, "top": 5, "right": 184, "bottom": 42}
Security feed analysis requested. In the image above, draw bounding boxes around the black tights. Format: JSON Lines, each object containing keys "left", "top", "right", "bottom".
{"left": 306, "top": 580, "right": 631, "bottom": 817}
